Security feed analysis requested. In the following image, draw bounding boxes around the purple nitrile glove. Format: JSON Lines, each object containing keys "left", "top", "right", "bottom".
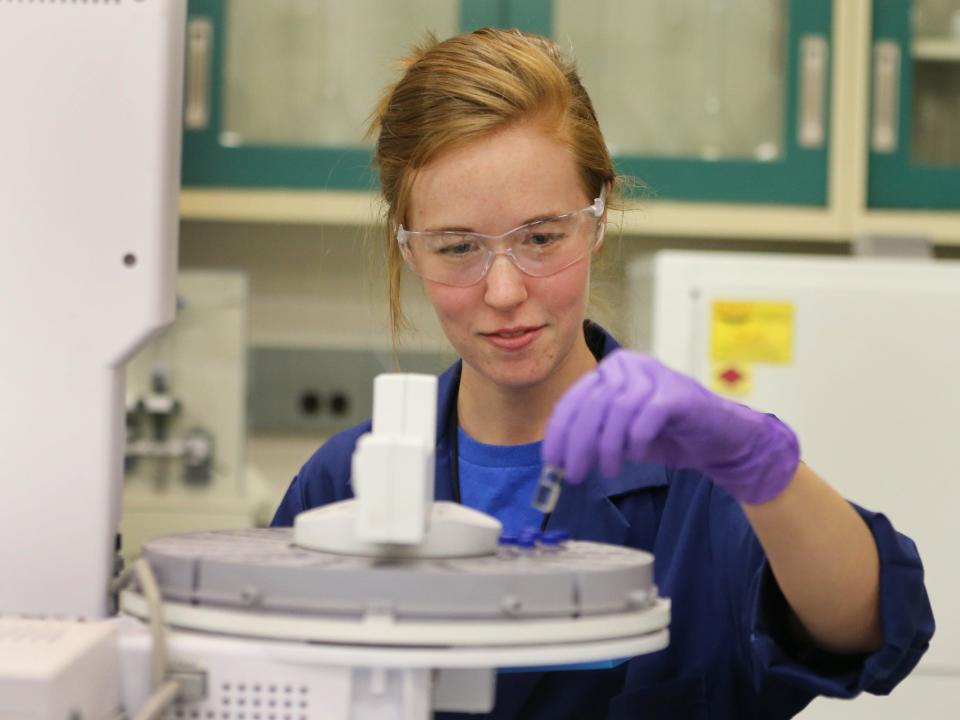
{"left": 543, "top": 349, "right": 800, "bottom": 505}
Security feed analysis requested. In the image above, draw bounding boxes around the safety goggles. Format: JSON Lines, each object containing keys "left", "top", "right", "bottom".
{"left": 397, "top": 190, "right": 606, "bottom": 288}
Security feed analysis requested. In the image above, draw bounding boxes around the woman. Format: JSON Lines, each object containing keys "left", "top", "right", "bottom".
{"left": 273, "top": 28, "right": 933, "bottom": 719}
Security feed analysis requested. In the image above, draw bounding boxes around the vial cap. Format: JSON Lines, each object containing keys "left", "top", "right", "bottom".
{"left": 543, "top": 529, "right": 571, "bottom": 543}
{"left": 516, "top": 536, "right": 537, "bottom": 550}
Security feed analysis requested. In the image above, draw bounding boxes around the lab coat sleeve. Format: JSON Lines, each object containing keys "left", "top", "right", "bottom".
{"left": 270, "top": 472, "right": 310, "bottom": 527}
{"left": 269, "top": 457, "right": 335, "bottom": 527}
{"left": 715, "top": 491, "right": 934, "bottom": 701}
{"left": 269, "top": 423, "right": 367, "bottom": 527}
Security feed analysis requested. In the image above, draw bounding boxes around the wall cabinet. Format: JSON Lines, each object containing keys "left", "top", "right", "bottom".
{"left": 179, "top": 1, "right": 960, "bottom": 241}
{"left": 869, "top": 0, "right": 960, "bottom": 209}
{"left": 182, "top": 0, "right": 491, "bottom": 189}
{"left": 509, "top": 0, "right": 832, "bottom": 205}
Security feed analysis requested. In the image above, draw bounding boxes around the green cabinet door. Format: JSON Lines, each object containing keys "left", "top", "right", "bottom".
{"left": 869, "top": 0, "right": 960, "bottom": 209}
{"left": 504, "top": 0, "right": 832, "bottom": 205}
{"left": 182, "top": 1, "right": 498, "bottom": 190}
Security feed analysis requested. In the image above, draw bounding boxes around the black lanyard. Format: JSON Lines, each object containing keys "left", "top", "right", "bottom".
{"left": 448, "top": 390, "right": 552, "bottom": 532}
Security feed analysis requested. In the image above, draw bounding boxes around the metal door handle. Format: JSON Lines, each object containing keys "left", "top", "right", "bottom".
{"left": 798, "top": 35, "right": 828, "bottom": 149}
{"left": 184, "top": 17, "right": 212, "bottom": 130}
{"left": 872, "top": 40, "right": 901, "bottom": 153}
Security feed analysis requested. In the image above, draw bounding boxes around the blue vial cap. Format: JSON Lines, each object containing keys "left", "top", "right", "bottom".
{"left": 516, "top": 536, "right": 537, "bottom": 550}
{"left": 498, "top": 532, "right": 519, "bottom": 546}
{"left": 518, "top": 527, "right": 541, "bottom": 541}
{"left": 543, "top": 529, "right": 571, "bottom": 543}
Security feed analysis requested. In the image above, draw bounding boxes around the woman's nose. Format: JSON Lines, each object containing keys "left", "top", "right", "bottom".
{"left": 483, "top": 253, "right": 528, "bottom": 309}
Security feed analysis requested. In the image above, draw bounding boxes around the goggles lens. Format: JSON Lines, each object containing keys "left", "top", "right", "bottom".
{"left": 398, "top": 195, "right": 604, "bottom": 287}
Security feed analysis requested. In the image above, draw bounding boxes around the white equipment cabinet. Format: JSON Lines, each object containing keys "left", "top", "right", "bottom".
{"left": 0, "top": 0, "right": 185, "bottom": 620}
{"left": 627, "top": 251, "right": 959, "bottom": 719}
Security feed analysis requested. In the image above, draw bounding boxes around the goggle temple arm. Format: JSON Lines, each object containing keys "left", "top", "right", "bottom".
{"left": 591, "top": 187, "right": 607, "bottom": 218}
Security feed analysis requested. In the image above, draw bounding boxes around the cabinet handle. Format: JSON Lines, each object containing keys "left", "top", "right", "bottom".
{"left": 871, "top": 40, "right": 901, "bottom": 154}
{"left": 798, "top": 35, "right": 828, "bottom": 149}
{"left": 184, "top": 17, "right": 212, "bottom": 131}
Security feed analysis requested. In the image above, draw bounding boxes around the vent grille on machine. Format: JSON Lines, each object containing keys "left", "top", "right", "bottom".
{"left": 164, "top": 681, "right": 313, "bottom": 720}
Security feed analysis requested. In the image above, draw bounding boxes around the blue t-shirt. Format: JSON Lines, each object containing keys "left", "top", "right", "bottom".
{"left": 457, "top": 426, "right": 627, "bottom": 674}
{"left": 457, "top": 426, "right": 545, "bottom": 534}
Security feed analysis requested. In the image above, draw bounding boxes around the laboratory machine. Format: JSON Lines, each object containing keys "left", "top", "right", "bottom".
{"left": 628, "top": 250, "right": 960, "bottom": 719}
{"left": 123, "top": 270, "right": 260, "bottom": 562}
{"left": 0, "top": 3, "right": 670, "bottom": 718}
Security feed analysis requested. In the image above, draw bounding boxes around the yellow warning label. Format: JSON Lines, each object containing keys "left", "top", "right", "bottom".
{"left": 710, "top": 301, "right": 794, "bottom": 364}
{"left": 710, "top": 362, "right": 753, "bottom": 397}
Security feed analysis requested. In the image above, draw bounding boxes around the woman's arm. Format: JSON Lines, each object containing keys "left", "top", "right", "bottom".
{"left": 544, "top": 349, "right": 885, "bottom": 656}
{"left": 743, "top": 462, "right": 882, "bottom": 653}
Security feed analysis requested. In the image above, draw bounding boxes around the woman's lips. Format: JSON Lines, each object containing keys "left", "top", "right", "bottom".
{"left": 481, "top": 325, "right": 544, "bottom": 351}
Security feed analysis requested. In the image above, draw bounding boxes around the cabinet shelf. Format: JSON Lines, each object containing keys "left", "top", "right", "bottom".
{"left": 180, "top": 189, "right": 383, "bottom": 226}
{"left": 180, "top": 2, "right": 960, "bottom": 221}
{"left": 912, "top": 38, "right": 960, "bottom": 62}
{"left": 178, "top": 189, "right": 960, "bottom": 246}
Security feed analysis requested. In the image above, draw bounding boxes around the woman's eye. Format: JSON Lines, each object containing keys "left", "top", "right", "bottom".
{"left": 526, "top": 232, "right": 562, "bottom": 247}
{"left": 438, "top": 240, "right": 479, "bottom": 256}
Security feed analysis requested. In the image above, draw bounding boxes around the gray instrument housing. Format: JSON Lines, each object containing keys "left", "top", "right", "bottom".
{"left": 143, "top": 529, "right": 658, "bottom": 621}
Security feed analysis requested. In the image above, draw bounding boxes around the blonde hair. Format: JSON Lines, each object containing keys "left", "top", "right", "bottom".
{"left": 368, "top": 27, "right": 620, "bottom": 346}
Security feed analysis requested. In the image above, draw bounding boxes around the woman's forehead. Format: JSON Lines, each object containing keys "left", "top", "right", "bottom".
{"left": 407, "top": 124, "right": 588, "bottom": 232}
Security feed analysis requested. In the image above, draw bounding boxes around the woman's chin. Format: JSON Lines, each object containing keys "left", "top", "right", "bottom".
{"left": 470, "top": 356, "right": 553, "bottom": 391}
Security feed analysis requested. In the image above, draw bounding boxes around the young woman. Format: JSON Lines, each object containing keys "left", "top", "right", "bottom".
{"left": 273, "top": 28, "right": 933, "bottom": 719}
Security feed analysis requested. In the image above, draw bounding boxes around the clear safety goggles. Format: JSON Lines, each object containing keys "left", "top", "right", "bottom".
{"left": 397, "top": 190, "right": 606, "bottom": 288}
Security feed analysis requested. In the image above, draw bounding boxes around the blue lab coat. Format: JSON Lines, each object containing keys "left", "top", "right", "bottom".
{"left": 272, "top": 323, "right": 934, "bottom": 719}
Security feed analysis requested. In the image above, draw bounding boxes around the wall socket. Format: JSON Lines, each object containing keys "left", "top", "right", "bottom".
{"left": 249, "top": 347, "right": 456, "bottom": 435}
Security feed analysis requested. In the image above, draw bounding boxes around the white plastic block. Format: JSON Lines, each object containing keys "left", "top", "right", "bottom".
{"left": 352, "top": 435, "right": 432, "bottom": 544}
{"left": 372, "top": 375, "right": 408, "bottom": 436}
{"left": 293, "top": 500, "right": 500, "bottom": 558}
{"left": 0, "top": 617, "right": 121, "bottom": 720}
{"left": 371, "top": 374, "right": 437, "bottom": 447}
{"left": 433, "top": 668, "right": 496, "bottom": 713}
{"left": 401, "top": 375, "right": 438, "bottom": 449}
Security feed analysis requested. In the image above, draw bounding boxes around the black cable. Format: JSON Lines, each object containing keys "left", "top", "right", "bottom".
{"left": 448, "top": 390, "right": 462, "bottom": 504}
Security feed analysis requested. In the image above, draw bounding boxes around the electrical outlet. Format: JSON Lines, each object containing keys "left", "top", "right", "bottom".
{"left": 248, "top": 347, "right": 455, "bottom": 434}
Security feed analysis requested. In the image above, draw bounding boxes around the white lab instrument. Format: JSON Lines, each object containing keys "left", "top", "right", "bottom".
{"left": 0, "top": 4, "right": 670, "bottom": 718}
{"left": 114, "top": 370, "right": 669, "bottom": 718}
{"left": 628, "top": 250, "right": 960, "bottom": 719}
{"left": 123, "top": 271, "right": 256, "bottom": 562}
{"left": 294, "top": 373, "right": 506, "bottom": 559}
{"left": 0, "top": 618, "right": 121, "bottom": 720}
{"left": 0, "top": 0, "right": 185, "bottom": 624}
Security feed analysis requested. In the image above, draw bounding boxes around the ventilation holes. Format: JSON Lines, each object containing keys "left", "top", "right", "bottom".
{"left": 176, "top": 681, "right": 310, "bottom": 720}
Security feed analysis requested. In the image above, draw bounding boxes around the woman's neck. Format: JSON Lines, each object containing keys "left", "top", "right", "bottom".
{"left": 456, "top": 336, "right": 598, "bottom": 445}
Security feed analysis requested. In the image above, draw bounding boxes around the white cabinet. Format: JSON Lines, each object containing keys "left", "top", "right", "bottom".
{"left": 628, "top": 251, "right": 960, "bottom": 716}
{"left": 804, "top": 673, "right": 959, "bottom": 718}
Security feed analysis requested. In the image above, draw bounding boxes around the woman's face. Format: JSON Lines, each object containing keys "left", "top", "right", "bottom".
{"left": 407, "top": 122, "right": 601, "bottom": 391}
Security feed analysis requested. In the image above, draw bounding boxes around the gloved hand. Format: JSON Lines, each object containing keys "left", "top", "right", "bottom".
{"left": 542, "top": 349, "right": 800, "bottom": 504}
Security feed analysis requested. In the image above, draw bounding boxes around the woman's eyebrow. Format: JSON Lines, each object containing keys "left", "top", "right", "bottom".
{"left": 518, "top": 210, "right": 564, "bottom": 226}
{"left": 424, "top": 225, "right": 476, "bottom": 233}
{"left": 426, "top": 210, "right": 566, "bottom": 234}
